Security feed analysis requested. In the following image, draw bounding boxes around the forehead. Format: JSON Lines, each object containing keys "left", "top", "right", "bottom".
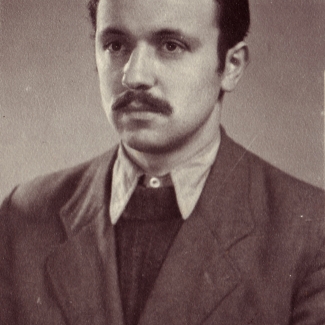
{"left": 96, "top": 0, "right": 218, "bottom": 35}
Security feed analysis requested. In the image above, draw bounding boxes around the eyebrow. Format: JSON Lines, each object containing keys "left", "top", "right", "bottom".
{"left": 99, "top": 27, "right": 127, "bottom": 43}
{"left": 152, "top": 29, "right": 201, "bottom": 48}
{"left": 100, "top": 27, "right": 125, "bottom": 36}
{"left": 154, "top": 29, "right": 185, "bottom": 39}
{"left": 99, "top": 27, "right": 201, "bottom": 49}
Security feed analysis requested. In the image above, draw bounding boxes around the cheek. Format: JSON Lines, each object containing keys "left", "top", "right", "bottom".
{"left": 96, "top": 51, "right": 123, "bottom": 92}
{"left": 99, "top": 67, "right": 124, "bottom": 100}
{"left": 172, "top": 58, "right": 218, "bottom": 90}
{"left": 167, "top": 67, "right": 219, "bottom": 109}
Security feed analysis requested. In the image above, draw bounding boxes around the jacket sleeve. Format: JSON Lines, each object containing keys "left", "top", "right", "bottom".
{"left": 0, "top": 190, "right": 18, "bottom": 325}
{"left": 291, "top": 236, "right": 325, "bottom": 324}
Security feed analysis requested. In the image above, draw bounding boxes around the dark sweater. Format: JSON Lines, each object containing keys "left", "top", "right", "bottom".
{"left": 115, "top": 185, "right": 184, "bottom": 325}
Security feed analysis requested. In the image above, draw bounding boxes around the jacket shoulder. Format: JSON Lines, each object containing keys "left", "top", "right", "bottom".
{"left": 221, "top": 131, "right": 324, "bottom": 204}
{"left": 235, "top": 138, "right": 324, "bottom": 247}
{"left": 244, "top": 145, "right": 324, "bottom": 214}
{"left": 2, "top": 148, "right": 117, "bottom": 218}
{"left": 219, "top": 130, "right": 324, "bottom": 226}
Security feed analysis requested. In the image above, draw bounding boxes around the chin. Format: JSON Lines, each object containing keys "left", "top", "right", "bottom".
{"left": 123, "top": 135, "right": 179, "bottom": 155}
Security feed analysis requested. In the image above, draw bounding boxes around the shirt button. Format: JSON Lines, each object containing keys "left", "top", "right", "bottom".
{"left": 149, "top": 177, "right": 161, "bottom": 188}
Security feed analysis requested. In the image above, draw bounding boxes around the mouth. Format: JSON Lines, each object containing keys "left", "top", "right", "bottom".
{"left": 116, "top": 101, "right": 164, "bottom": 114}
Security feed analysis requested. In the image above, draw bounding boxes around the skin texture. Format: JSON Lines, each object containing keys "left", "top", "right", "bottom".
{"left": 95, "top": 0, "right": 247, "bottom": 174}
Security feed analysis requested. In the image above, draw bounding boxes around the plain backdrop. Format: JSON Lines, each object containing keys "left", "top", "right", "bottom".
{"left": 0, "top": 0, "right": 324, "bottom": 201}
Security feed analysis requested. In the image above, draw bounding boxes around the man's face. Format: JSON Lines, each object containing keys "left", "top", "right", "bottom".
{"left": 95, "top": 0, "right": 223, "bottom": 154}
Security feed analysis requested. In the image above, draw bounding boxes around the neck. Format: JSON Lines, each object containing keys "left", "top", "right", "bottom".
{"left": 122, "top": 111, "right": 221, "bottom": 176}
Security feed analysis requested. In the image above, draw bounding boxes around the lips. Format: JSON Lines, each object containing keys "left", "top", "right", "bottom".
{"left": 118, "top": 102, "right": 164, "bottom": 114}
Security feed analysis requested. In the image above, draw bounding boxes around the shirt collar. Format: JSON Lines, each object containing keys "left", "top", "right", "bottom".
{"left": 109, "top": 136, "right": 220, "bottom": 225}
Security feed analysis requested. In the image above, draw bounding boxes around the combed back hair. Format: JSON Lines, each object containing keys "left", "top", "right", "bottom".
{"left": 87, "top": 0, "right": 250, "bottom": 72}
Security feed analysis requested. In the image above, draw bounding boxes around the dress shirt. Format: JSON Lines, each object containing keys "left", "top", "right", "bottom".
{"left": 109, "top": 136, "right": 220, "bottom": 225}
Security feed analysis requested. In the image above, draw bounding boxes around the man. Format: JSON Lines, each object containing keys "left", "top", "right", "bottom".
{"left": 0, "top": 0, "right": 324, "bottom": 324}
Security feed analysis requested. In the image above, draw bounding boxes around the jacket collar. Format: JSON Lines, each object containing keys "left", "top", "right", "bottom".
{"left": 198, "top": 127, "right": 255, "bottom": 250}
{"left": 138, "top": 128, "right": 255, "bottom": 325}
{"left": 60, "top": 147, "right": 118, "bottom": 237}
{"left": 47, "top": 147, "right": 124, "bottom": 325}
{"left": 47, "top": 128, "right": 255, "bottom": 325}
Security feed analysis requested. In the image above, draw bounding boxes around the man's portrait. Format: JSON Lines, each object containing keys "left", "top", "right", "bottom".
{"left": 0, "top": 0, "right": 324, "bottom": 324}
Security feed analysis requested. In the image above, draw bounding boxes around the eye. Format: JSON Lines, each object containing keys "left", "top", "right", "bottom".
{"left": 107, "top": 41, "right": 124, "bottom": 53}
{"left": 165, "top": 42, "right": 179, "bottom": 52}
{"left": 161, "top": 41, "right": 185, "bottom": 54}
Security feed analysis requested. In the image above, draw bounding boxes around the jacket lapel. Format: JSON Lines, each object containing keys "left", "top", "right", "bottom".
{"left": 46, "top": 148, "right": 124, "bottom": 325}
{"left": 139, "top": 130, "right": 255, "bottom": 325}
{"left": 45, "top": 129, "right": 256, "bottom": 325}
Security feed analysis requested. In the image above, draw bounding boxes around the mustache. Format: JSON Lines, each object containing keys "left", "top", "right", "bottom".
{"left": 112, "top": 92, "right": 173, "bottom": 115}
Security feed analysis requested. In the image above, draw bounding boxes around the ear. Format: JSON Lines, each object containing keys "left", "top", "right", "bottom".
{"left": 221, "top": 42, "right": 249, "bottom": 92}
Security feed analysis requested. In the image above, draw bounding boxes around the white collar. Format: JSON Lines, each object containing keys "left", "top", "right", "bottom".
{"left": 109, "top": 137, "right": 220, "bottom": 225}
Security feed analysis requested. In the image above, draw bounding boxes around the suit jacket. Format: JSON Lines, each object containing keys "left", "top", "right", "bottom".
{"left": 0, "top": 130, "right": 324, "bottom": 325}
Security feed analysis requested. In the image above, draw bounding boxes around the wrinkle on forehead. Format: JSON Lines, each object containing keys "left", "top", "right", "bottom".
{"left": 96, "top": 0, "right": 218, "bottom": 35}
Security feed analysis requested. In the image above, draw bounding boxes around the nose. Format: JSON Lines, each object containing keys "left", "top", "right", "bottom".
{"left": 122, "top": 44, "right": 155, "bottom": 91}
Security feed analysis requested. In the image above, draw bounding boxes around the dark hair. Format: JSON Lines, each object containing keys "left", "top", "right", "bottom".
{"left": 87, "top": 0, "right": 250, "bottom": 72}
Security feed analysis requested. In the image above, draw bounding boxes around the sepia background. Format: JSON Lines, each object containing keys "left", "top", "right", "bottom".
{"left": 1, "top": 0, "right": 324, "bottom": 201}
